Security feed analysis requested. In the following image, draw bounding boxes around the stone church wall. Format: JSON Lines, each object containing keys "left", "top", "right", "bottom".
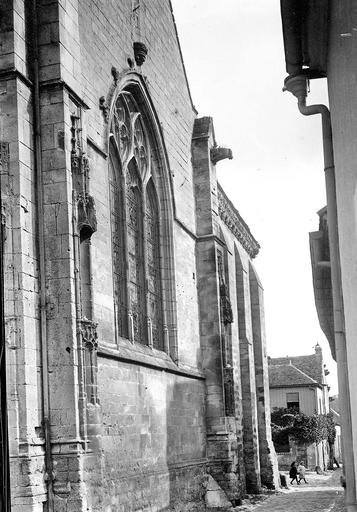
{"left": 0, "top": 1, "right": 278, "bottom": 510}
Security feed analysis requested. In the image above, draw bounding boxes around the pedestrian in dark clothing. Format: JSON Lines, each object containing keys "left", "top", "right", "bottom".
{"left": 289, "top": 461, "right": 300, "bottom": 485}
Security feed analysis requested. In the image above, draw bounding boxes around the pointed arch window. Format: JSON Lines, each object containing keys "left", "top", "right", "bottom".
{"left": 109, "top": 90, "right": 165, "bottom": 351}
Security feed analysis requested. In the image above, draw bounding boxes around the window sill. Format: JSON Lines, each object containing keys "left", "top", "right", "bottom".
{"left": 98, "top": 339, "right": 205, "bottom": 380}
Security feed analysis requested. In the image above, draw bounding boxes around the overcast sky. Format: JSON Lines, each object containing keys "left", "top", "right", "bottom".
{"left": 171, "top": 0, "right": 338, "bottom": 393}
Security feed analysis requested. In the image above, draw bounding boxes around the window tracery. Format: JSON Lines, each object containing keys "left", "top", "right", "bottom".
{"left": 146, "top": 180, "right": 163, "bottom": 350}
{"left": 126, "top": 162, "right": 146, "bottom": 343}
{"left": 109, "top": 149, "right": 128, "bottom": 339}
{"left": 109, "top": 90, "right": 164, "bottom": 349}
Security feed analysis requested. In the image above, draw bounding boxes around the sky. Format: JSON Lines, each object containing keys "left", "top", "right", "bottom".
{"left": 171, "top": 0, "right": 338, "bottom": 393}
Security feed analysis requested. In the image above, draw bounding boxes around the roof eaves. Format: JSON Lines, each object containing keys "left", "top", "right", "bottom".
{"left": 280, "top": 0, "right": 329, "bottom": 78}
{"left": 270, "top": 382, "right": 320, "bottom": 389}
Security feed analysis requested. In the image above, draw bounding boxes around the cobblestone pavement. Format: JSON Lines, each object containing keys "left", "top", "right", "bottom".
{"left": 236, "top": 470, "right": 345, "bottom": 512}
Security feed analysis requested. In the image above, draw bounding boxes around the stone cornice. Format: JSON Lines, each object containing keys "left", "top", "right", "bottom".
{"left": 217, "top": 183, "right": 260, "bottom": 258}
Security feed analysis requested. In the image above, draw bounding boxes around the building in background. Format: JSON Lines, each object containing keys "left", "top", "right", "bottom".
{"left": 309, "top": 207, "right": 336, "bottom": 359}
{"left": 280, "top": 2, "right": 357, "bottom": 510}
{"left": 0, "top": 1, "right": 278, "bottom": 510}
{"left": 269, "top": 344, "right": 330, "bottom": 470}
{"left": 329, "top": 395, "right": 343, "bottom": 465}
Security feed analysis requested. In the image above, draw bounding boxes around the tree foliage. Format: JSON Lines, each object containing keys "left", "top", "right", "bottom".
{"left": 271, "top": 408, "right": 336, "bottom": 446}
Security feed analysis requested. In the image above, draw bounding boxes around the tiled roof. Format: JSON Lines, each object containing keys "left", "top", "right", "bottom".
{"left": 269, "top": 363, "right": 319, "bottom": 388}
{"left": 269, "top": 353, "right": 324, "bottom": 385}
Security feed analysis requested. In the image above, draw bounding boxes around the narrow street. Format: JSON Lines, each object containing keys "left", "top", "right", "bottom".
{"left": 237, "top": 470, "right": 345, "bottom": 512}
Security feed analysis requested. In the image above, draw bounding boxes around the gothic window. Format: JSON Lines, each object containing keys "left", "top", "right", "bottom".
{"left": 109, "top": 90, "right": 164, "bottom": 349}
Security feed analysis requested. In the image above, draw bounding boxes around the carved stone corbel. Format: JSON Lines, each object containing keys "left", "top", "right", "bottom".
{"left": 210, "top": 146, "right": 233, "bottom": 164}
{"left": 99, "top": 96, "right": 110, "bottom": 123}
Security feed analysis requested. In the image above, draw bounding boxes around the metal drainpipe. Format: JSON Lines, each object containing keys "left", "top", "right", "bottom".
{"left": 32, "top": 2, "right": 54, "bottom": 510}
{"left": 284, "top": 75, "right": 357, "bottom": 512}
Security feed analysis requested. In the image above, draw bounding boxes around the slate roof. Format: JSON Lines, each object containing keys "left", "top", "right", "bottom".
{"left": 269, "top": 363, "right": 319, "bottom": 388}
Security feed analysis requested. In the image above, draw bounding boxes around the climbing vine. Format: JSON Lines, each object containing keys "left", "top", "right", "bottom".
{"left": 271, "top": 408, "right": 336, "bottom": 446}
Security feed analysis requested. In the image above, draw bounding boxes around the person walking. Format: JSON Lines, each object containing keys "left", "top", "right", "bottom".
{"left": 289, "top": 461, "right": 300, "bottom": 485}
{"left": 298, "top": 462, "right": 308, "bottom": 484}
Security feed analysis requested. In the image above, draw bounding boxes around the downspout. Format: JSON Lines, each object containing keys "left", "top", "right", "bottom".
{"left": 32, "top": 2, "right": 54, "bottom": 510}
{"left": 284, "top": 74, "right": 357, "bottom": 512}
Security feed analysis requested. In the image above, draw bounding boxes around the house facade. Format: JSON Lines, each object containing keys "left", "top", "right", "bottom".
{"left": 280, "top": 2, "right": 357, "bottom": 510}
{"left": 269, "top": 344, "right": 330, "bottom": 470}
{"left": 0, "top": 1, "right": 278, "bottom": 510}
